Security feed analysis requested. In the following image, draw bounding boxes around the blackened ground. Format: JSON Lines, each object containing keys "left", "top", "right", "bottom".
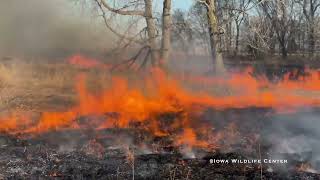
{"left": 1, "top": 108, "right": 320, "bottom": 179}
{"left": 0, "top": 135, "right": 319, "bottom": 180}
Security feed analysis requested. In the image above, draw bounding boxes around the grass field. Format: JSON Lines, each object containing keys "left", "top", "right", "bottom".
{"left": 0, "top": 58, "right": 112, "bottom": 114}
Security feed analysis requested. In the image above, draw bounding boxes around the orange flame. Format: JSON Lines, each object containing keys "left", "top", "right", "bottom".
{"left": 1, "top": 56, "right": 320, "bottom": 150}
{"left": 67, "top": 54, "right": 110, "bottom": 69}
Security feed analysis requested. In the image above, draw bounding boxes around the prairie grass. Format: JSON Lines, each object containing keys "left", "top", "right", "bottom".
{"left": 0, "top": 59, "right": 110, "bottom": 113}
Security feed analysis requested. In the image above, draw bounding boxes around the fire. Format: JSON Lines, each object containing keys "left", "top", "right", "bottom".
{"left": 68, "top": 54, "right": 110, "bottom": 69}
{"left": 183, "top": 67, "right": 320, "bottom": 111}
{"left": 277, "top": 69, "right": 320, "bottom": 91}
{"left": 0, "top": 55, "right": 320, "bottom": 151}
{"left": 174, "top": 127, "right": 209, "bottom": 148}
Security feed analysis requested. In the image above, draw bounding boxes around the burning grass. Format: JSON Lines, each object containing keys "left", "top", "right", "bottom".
{"left": 1, "top": 56, "right": 320, "bottom": 178}
{"left": 1, "top": 55, "right": 320, "bottom": 154}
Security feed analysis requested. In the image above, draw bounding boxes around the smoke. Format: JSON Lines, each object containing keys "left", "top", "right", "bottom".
{"left": 0, "top": 0, "right": 114, "bottom": 58}
{"left": 264, "top": 110, "right": 320, "bottom": 171}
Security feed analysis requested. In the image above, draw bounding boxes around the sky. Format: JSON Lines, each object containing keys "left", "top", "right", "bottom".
{"left": 173, "top": 0, "right": 193, "bottom": 10}
{"left": 154, "top": 0, "right": 193, "bottom": 11}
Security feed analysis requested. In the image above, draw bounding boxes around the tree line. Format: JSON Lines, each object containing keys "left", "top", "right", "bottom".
{"left": 84, "top": 0, "right": 320, "bottom": 73}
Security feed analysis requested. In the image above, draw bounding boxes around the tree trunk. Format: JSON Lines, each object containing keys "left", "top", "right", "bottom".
{"left": 160, "top": 0, "right": 172, "bottom": 64}
{"left": 302, "top": 30, "right": 306, "bottom": 56}
{"left": 205, "top": 0, "right": 225, "bottom": 75}
{"left": 226, "top": 20, "right": 232, "bottom": 54}
{"left": 144, "top": 0, "right": 158, "bottom": 66}
{"left": 308, "top": 23, "right": 315, "bottom": 57}
{"left": 280, "top": 41, "right": 287, "bottom": 58}
{"left": 308, "top": 2, "right": 316, "bottom": 57}
{"left": 235, "top": 25, "right": 240, "bottom": 56}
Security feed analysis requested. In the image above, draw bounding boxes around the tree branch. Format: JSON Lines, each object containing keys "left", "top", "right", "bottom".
{"left": 100, "top": 0, "right": 145, "bottom": 16}
{"left": 94, "top": 0, "right": 144, "bottom": 44}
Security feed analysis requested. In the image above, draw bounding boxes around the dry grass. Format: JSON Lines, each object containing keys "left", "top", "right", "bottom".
{"left": 0, "top": 59, "right": 110, "bottom": 113}
{"left": 2, "top": 57, "right": 317, "bottom": 114}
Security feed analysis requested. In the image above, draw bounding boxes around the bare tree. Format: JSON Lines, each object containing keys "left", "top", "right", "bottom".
{"left": 94, "top": 0, "right": 158, "bottom": 66}
{"left": 171, "top": 10, "right": 193, "bottom": 53}
{"left": 188, "top": 2, "right": 211, "bottom": 55}
{"left": 296, "top": 0, "right": 320, "bottom": 56}
{"left": 96, "top": 0, "right": 175, "bottom": 67}
{"left": 230, "top": 0, "right": 252, "bottom": 55}
{"left": 143, "top": 0, "right": 158, "bottom": 65}
{"left": 244, "top": 15, "right": 274, "bottom": 58}
{"left": 160, "top": 0, "right": 172, "bottom": 63}
{"left": 222, "top": 0, "right": 234, "bottom": 54}
{"left": 260, "top": 0, "right": 297, "bottom": 58}
{"left": 78, "top": 0, "right": 320, "bottom": 67}
{"left": 198, "top": 0, "right": 226, "bottom": 74}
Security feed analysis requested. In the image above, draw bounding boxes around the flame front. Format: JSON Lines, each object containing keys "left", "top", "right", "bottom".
{"left": 1, "top": 56, "right": 320, "bottom": 151}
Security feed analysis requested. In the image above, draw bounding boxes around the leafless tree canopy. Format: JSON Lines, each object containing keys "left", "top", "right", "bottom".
{"left": 19, "top": 0, "right": 318, "bottom": 70}
{"left": 171, "top": 0, "right": 320, "bottom": 61}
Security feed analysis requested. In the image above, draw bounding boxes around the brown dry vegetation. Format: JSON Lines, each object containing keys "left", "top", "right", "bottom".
{"left": 0, "top": 59, "right": 111, "bottom": 114}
